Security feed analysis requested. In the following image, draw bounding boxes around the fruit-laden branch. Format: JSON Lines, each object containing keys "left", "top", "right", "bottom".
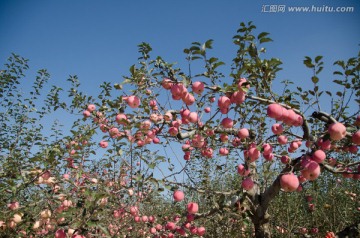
{"left": 245, "top": 95, "right": 311, "bottom": 140}
{"left": 202, "top": 85, "right": 311, "bottom": 140}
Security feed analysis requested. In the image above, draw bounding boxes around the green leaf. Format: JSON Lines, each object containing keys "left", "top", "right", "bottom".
{"left": 316, "top": 67, "right": 323, "bottom": 74}
{"left": 129, "top": 64, "right": 136, "bottom": 75}
{"left": 259, "top": 37, "right": 273, "bottom": 44}
{"left": 204, "top": 39, "right": 214, "bottom": 49}
{"left": 315, "top": 56, "right": 323, "bottom": 64}
{"left": 303, "top": 59, "right": 314, "bottom": 68}
{"left": 257, "top": 32, "right": 270, "bottom": 40}
{"left": 333, "top": 71, "right": 343, "bottom": 76}
{"left": 344, "top": 69, "right": 353, "bottom": 76}
{"left": 148, "top": 163, "right": 156, "bottom": 169}
{"left": 213, "top": 62, "right": 225, "bottom": 69}
{"left": 311, "top": 76, "right": 319, "bottom": 84}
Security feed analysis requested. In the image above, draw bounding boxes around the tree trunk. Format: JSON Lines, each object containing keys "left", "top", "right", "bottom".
{"left": 251, "top": 210, "right": 272, "bottom": 238}
{"left": 254, "top": 222, "right": 272, "bottom": 238}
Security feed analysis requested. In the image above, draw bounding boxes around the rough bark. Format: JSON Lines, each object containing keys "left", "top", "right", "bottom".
{"left": 336, "top": 222, "right": 360, "bottom": 238}
{"left": 252, "top": 210, "right": 272, "bottom": 238}
{"left": 247, "top": 158, "right": 301, "bottom": 238}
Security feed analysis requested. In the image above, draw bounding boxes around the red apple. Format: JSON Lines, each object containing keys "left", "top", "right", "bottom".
{"left": 280, "top": 173, "right": 300, "bottom": 192}
{"left": 328, "top": 122, "right": 347, "bottom": 141}
{"left": 192, "top": 81, "right": 205, "bottom": 94}
{"left": 173, "top": 190, "right": 185, "bottom": 202}
{"left": 312, "top": 149, "right": 326, "bottom": 163}
{"left": 267, "top": 104, "right": 283, "bottom": 120}
{"left": 352, "top": 131, "right": 360, "bottom": 145}
{"left": 241, "top": 177, "right": 254, "bottom": 190}
{"left": 187, "top": 202, "right": 199, "bottom": 214}
{"left": 238, "top": 128, "right": 249, "bottom": 139}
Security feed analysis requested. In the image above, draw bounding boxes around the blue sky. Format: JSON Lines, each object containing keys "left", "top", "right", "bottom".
{"left": 1, "top": 0, "right": 359, "bottom": 96}
{"left": 0, "top": 0, "right": 359, "bottom": 182}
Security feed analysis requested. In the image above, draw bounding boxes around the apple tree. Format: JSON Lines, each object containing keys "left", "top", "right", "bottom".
{"left": 0, "top": 22, "right": 359, "bottom": 237}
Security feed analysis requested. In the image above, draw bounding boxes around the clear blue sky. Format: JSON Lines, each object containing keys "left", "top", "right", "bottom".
{"left": 1, "top": 0, "right": 359, "bottom": 96}
{"left": 0, "top": 0, "right": 359, "bottom": 182}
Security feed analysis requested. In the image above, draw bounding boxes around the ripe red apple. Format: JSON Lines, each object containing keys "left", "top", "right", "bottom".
{"left": 248, "top": 147, "right": 260, "bottom": 162}
{"left": 83, "top": 110, "right": 91, "bottom": 117}
{"left": 99, "top": 140, "right": 108, "bottom": 148}
{"left": 221, "top": 117, "right": 233, "bottom": 128}
{"left": 237, "top": 164, "right": 250, "bottom": 176}
{"left": 241, "top": 177, "right": 254, "bottom": 190}
{"left": 192, "top": 81, "right": 205, "bottom": 94}
{"left": 283, "top": 109, "right": 297, "bottom": 126}
{"left": 319, "top": 139, "right": 331, "bottom": 150}
{"left": 149, "top": 216, "right": 155, "bottom": 223}
{"left": 289, "top": 141, "right": 299, "bottom": 151}
{"left": 349, "top": 145, "right": 358, "bottom": 154}
{"left": 162, "top": 78, "right": 173, "bottom": 89}
{"left": 7, "top": 201, "right": 19, "bottom": 210}
{"left": 219, "top": 147, "right": 229, "bottom": 155}
{"left": 187, "top": 202, "right": 199, "bottom": 214}
{"left": 352, "top": 131, "right": 360, "bottom": 145}
{"left": 328, "top": 122, "right": 347, "bottom": 141}
{"left": 267, "top": 104, "right": 283, "bottom": 120}
{"left": 168, "top": 127, "right": 178, "bottom": 136}
{"left": 173, "top": 190, "right": 185, "bottom": 202}
{"left": 142, "top": 216, "right": 148, "bottom": 222}
{"left": 87, "top": 104, "right": 96, "bottom": 112}
{"left": 312, "top": 149, "right": 326, "bottom": 163}
{"left": 262, "top": 143, "right": 273, "bottom": 155}
{"left": 155, "top": 224, "right": 163, "bottom": 230}
{"left": 55, "top": 229, "right": 66, "bottom": 238}
{"left": 190, "top": 226, "right": 198, "bottom": 234}
{"left": 281, "top": 156, "right": 290, "bottom": 164}
{"left": 263, "top": 152, "right": 274, "bottom": 161}
{"left": 280, "top": 173, "right": 299, "bottom": 192}
{"left": 186, "top": 214, "right": 195, "bottom": 222}
{"left": 271, "top": 123, "right": 284, "bottom": 135}
{"left": 278, "top": 135, "right": 288, "bottom": 145}
{"left": 301, "top": 161, "right": 321, "bottom": 181}
{"left": 130, "top": 206, "right": 139, "bottom": 216}
{"left": 149, "top": 227, "right": 157, "bottom": 234}
{"left": 237, "top": 128, "right": 249, "bottom": 139}
{"left": 292, "top": 114, "right": 304, "bottom": 127}
{"left": 197, "top": 226, "right": 206, "bottom": 236}
{"left": 231, "top": 90, "right": 246, "bottom": 104}
{"left": 126, "top": 95, "right": 140, "bottom": 108}
{"left": 188, "top": 112, "right": 198, "bottom": 123}
{"left": 171, "top": 84, "right": 187, "bottom": 99}
{"left": 183, "top": 93, "right": 195, "bottom": 105}
{"left": 218, "top": 96, "right": 231, "bottom": 109}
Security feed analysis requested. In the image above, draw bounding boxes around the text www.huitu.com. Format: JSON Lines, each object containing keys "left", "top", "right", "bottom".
{"left": 261, "top": 5, "right": 355, "bottom": 13}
